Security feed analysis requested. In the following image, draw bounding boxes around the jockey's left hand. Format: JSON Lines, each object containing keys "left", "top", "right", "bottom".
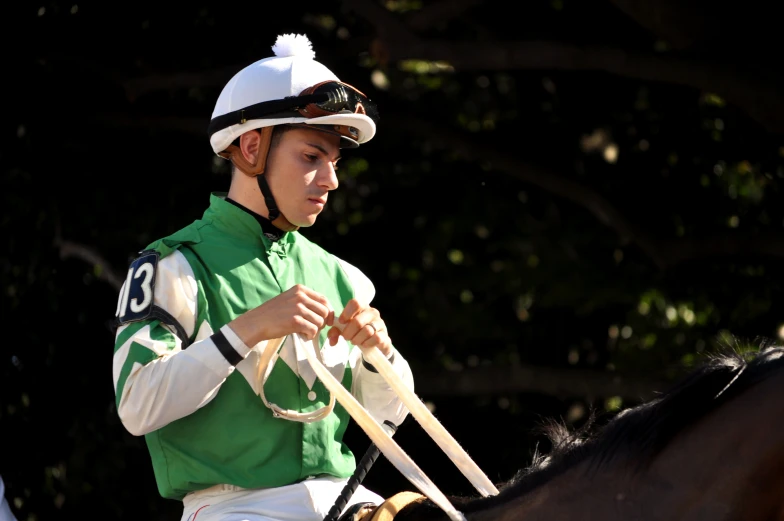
{"left": 327, "top": 299, "right": 392, "bottom": 357}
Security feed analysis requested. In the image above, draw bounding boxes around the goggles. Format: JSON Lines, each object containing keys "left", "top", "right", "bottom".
{"left": 296, "top": 81, "right": 375, "bottom": 118}
{"left": 207, "top": 80, "right": 379, "bottom": 143}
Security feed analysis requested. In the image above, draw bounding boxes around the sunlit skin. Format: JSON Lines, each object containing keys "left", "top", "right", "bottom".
{"left": 227, "top": 127, "right": 340, "bottom": 227}
{"left": 225, "top": 126, "right": 393, "bottom": 357}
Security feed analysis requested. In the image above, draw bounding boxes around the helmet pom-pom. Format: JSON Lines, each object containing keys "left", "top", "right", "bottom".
{"left": 271, "top": 34, "right": 316, "bottom": 59}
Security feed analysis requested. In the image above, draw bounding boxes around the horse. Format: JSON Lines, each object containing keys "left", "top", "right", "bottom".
{"left": 382, "top": 343, "right": 784, "bottom": 521}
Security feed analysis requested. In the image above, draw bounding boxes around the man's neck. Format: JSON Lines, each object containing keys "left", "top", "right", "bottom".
{"left": 225, "top": 197, "right": 284, "bottom": 242}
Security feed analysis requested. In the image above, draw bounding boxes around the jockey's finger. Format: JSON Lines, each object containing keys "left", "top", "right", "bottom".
{"left": 352, "top": 319, "right": 385, "bottom": 348}
{"left": 292, "top": 315, "right": 321, "bottom": 340}
{"left": 340, "top": 308, "right": 380, "bottom": 340}
{"left": 360, "top": 336, "right": 392, "bottom": 358}
{"left": 327, "top": 326, "right": 341, "bottom": 346}
{"left": 290, "top": 284, "right": 333, "bottom": 318}
{"left": 292, "top": 304, "right": 327, "bottom": 332}
{"left": 294, "top": 293, "right": 333, "bottom": 323}
{"left": 338, "top": 298, "right": 365, "bottom": 324}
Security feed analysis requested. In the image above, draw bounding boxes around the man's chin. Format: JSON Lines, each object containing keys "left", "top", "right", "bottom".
{"left": 291, "top": 215, "right": 318, "bottom": 228}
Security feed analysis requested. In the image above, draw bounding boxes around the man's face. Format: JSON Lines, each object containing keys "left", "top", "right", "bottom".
{"left": 264, "top": 127, "right": 341, "bottom": 227}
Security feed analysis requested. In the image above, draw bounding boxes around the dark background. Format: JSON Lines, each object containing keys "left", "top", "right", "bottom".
{"left": 4, "top": 0, "right": 784, "bottom": 519}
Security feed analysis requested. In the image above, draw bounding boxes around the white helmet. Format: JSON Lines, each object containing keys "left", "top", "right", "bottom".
{"left": 208, "top": 33, "right": 378, "bottom": 154}
{"left": 207, "top": 33, "right": 378, "bottom": 232}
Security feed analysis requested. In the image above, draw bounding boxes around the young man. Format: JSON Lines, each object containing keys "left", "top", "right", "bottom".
{"left": 112, "top": 33, "right": 414, "bottom": 521}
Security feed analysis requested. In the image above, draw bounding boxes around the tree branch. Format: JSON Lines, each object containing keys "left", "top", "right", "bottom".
{"left": 656, "top": 233, "right": 784, "bottom": 266}
{"left": 342, "top": 1, "right": 784, "bottom": 134}
{"left": 413, "top": 364, "right": 664, "bottom": 402}
{"left": 417, "top": 42, "right": 784, "bottom": 134}
{"left": 404, "top": 0, "right": 484, "bottom": 32}
{"left": 54, "top": 238, "right": 124, "bottom": 292}
{"left": 605, "top": 0, "right": 719, "bottom": 51}
{"left": 341, "top": 0, "right": 413, "bottom": 42}
{"left": 111, "top": 14, "right": 784, "bottom": 134}
{"left": 119, "top": 39, "right": 373, "bottom": 101}
{"left": 122, "top": 64, "right": 245, "bottom": 102}
{"left": 382, "top": 112, "right": 671, "bottom": 266}
{"left": 383, "top": 111, "right": 784, "bottom": 268}
{"left": 95, "top": 112, "right": 205, "bottom": 136}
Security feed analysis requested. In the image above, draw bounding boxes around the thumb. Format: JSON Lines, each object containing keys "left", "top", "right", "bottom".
{"left": 327, "top": 326, "right": 341, "bottom": 346}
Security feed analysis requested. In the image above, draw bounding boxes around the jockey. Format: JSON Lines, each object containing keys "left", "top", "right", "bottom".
{"left": 112, "top": 33, "right": 414, "bottom": 521}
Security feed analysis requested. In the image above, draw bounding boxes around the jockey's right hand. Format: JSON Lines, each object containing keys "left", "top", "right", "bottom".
{"left": 227, "top": 284, "right": 334, "bottom": 346}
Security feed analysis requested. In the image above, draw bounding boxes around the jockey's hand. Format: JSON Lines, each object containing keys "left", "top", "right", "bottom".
{"left": 327, "top": 299, "right": 392, "bottom": 357}
{"left": 228, "top": 284, "right": 334, "bottom": 345}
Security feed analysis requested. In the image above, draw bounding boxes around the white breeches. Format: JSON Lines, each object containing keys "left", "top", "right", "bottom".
{"left": 181, "top": 476, "right": 384, "bottom": 521}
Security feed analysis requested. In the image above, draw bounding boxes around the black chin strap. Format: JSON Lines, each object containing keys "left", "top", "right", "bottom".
{"left": 236, "top": 126, "right": 297, "bottom": 232}
{"left": 256, "top": 174, "right": 281, "bottom": 221}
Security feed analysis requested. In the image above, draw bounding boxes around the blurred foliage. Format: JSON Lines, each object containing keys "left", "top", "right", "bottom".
{"left": 3, "top": 0, "right": 784, "bottom": 519}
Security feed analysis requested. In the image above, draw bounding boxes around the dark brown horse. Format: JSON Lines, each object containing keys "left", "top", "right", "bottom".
{"left": 391, "top": 344, "right": 784, "bottom": 521}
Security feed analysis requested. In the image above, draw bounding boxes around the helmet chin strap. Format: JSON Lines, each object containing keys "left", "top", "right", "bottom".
{"left": 222, "top": 127, "right": 299, "bottom": 232}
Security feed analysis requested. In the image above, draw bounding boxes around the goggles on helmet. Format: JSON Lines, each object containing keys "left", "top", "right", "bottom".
{"left": 207, "top": 80, "right": 379, "bottom": 144}
{"left": 296, "top": 81, "right": 374, "bottom": 118}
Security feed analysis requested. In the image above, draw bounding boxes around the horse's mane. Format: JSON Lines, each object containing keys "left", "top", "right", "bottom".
{"left": 489, "top": 341, "right": 784, "bottom": 506}
{"left": 396, "top": 340, "right": 784, "bottom": 519}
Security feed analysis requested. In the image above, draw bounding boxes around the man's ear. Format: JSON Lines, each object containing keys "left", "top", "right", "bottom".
{"left": 239, "top": 130, "right": 261, "bottom": 165}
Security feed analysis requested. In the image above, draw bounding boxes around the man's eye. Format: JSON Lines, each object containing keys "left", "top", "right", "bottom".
{"left": 305, "top": 154, "right": 317, "bottom": 161}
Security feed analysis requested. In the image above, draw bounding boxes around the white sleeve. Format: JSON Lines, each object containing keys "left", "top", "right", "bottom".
{"left": 0, "top": 475, "right": 18, "bottom": 521}
{"left": 114, "top": 250, "right": 252, "bottom": 436}
{"left": 350, "top": 347, "right": 414, "bottom": 428}
{"left": 336, "top": 256, "right": 414, "bottom": 428}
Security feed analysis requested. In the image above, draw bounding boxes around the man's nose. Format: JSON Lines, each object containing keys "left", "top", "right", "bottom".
{"left": 319, "top": 162, "right": 339, "bottom": 190}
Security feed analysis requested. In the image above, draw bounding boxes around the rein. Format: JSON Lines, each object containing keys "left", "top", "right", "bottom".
{"left": 255, "top": 319, "right": 498, "bottom": 521}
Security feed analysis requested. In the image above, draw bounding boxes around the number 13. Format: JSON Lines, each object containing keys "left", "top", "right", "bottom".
{"left": 115, "top": 261, "right": 155, "bottom": 318}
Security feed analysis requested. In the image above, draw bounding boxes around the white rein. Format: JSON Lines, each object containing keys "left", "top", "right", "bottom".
{"left": 256, "top": 322, "right": 499, "bottom": 521}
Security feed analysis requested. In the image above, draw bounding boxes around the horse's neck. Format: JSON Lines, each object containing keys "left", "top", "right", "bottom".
{"left": 641, "top": 369, "right": 784, "bottom": 520}
{"left": 472, "top": 369, "right": 784, "bottom": 521}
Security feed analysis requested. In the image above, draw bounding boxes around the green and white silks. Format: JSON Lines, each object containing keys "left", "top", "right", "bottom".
{"left": 112, "top": 194, "right": 413, "bottom": 500}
